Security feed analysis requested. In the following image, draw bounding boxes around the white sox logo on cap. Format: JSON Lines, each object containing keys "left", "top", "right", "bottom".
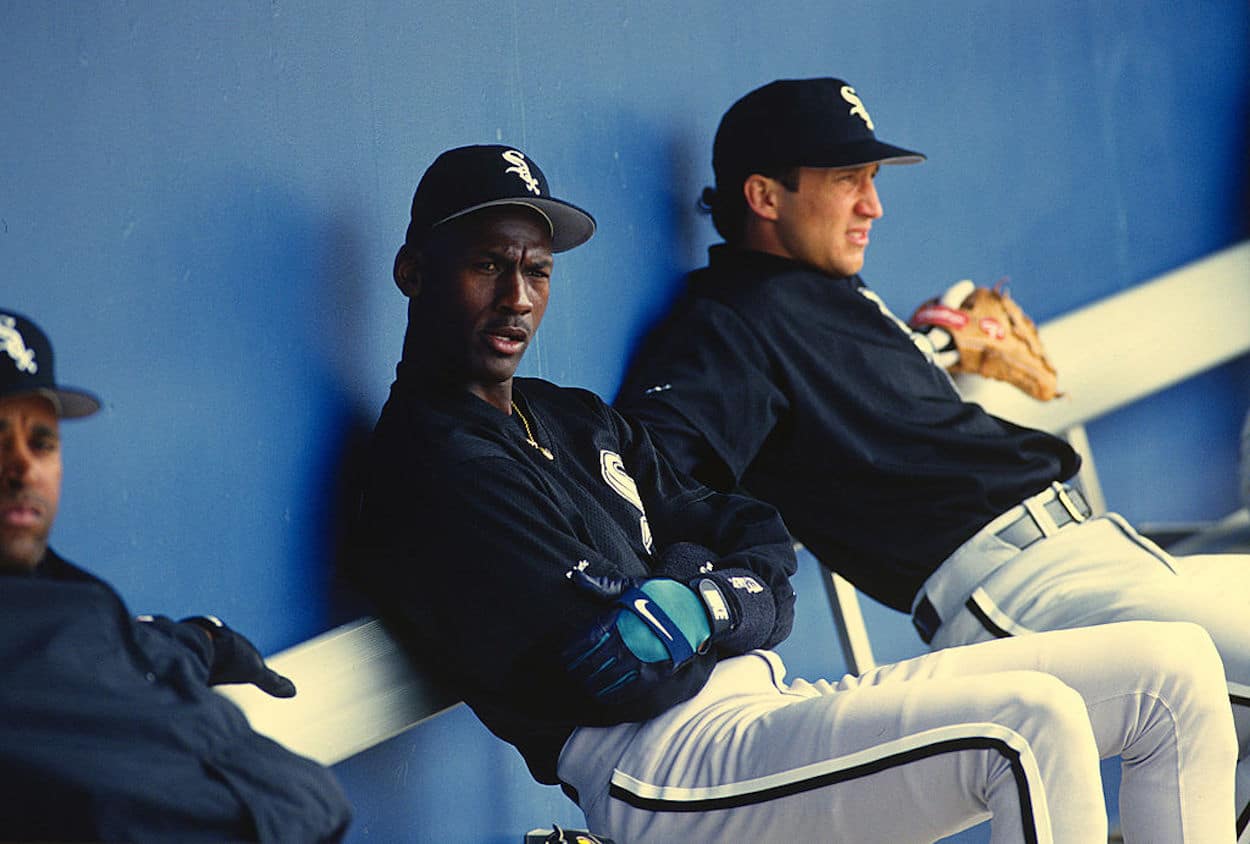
{"left": 0, "top": 315, "right": 38, "bottom": 375}
{"left": 840, "top": 85, "right": 874, "bottom": 130}
{"left": 501, "top": 149, "right": 541, "bottom": 195}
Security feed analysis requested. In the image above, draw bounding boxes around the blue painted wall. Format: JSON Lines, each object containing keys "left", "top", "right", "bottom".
{"left": 3, "top": 2, "right": 1247, "bottom": 841}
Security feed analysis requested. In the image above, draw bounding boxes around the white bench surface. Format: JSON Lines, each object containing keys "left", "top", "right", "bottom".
{"left": 217, "top": 616, "right": 458, "bottom": 766}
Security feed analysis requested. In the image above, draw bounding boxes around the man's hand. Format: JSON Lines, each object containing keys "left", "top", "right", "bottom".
{"left": 182, "top": 616, "right": 297, "bottom": 698}
{"left": 909, "top": 279, "right": 973, "bottom": 369}
{"left": 654, "top": 543, "right": 778, "bottom": 655}
{"left": 910, "top": 280, "right": 1061, "bottom": 401}
{"left": 560, "top": 572, "right": 719, "bottom": 703}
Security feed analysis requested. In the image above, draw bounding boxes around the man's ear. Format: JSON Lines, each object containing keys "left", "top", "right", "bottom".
{"left": 393, "top": 245, "right": 422, "bottom": 299}
{"left": 743, "top": 174, "right": 783, "bottom": 222}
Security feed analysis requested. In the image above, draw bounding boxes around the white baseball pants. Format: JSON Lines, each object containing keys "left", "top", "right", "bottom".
{"left": 558, "top": 621, "right": 1236, "bottom": 843}
{"left": 924, "top": 509, "right": 1250, "bottom": 840}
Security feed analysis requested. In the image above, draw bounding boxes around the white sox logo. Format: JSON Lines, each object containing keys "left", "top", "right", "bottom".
{"left": 601, "top": 449, "right": 654, "bottom": 553}
{"left": 840, "top": 85, "right": 874, "bottom": 131}
{"left": 501, "top": 149, "right": 541, "bottom": 195}
{"left": 0, "top": 315, "right": 38, "bottom": 375}
{"left": 601, "top": 450, "right": 644, "bottom": 512}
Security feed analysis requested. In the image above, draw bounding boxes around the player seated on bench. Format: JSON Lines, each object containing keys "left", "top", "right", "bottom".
{"left": 614, "top": 76, "right": 1250, "bottom": 840}
{"left": 0, "top": 310, "right": 351, "bottom": 843}
{"left": 352, "top": 144, "right": 1238, "bottom": 842}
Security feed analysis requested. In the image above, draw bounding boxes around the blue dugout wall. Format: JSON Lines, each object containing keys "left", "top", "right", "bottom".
{"left": 4, "top": 3, "right": 1248, "bottom": 841}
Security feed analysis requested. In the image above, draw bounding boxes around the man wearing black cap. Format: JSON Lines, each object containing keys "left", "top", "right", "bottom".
{"left": 354, "top": 145, "right": 1239, "bottom": 842}
{"left": 616, "top": 76, "right": 1250, "bottom": 837}
{"left": 0, "top": 310, "right": 352, "bottom": 842}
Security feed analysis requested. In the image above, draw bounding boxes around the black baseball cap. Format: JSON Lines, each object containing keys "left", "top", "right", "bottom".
{"left": 402, "top": 145, "right": 596, "bottom": 253}
{"left": 0, "top": 310, "right": 100, "bottom": 418}
{"left": 713, "top": 78, "right": 925, "bottom": 185}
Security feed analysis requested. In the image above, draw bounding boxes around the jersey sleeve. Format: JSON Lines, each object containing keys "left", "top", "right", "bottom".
{"left": 616, "top": 298, "right": 787, "bottom": 490}
{"left": 606, "top": 401, "right": 798, "bottom": 651}
{"left": 131, "top": 615, "right": 215, "bottom": 683}
{"left": 356, "top": 444, "right": 718, "bottom": 726}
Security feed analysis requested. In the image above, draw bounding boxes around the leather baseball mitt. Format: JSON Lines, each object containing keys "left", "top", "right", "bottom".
{"left": 910, "top": 280, "right": 1061, "bottom": 401}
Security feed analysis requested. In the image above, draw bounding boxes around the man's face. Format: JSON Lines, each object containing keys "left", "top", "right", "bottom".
{"left": 416, "top": 206, "right": 554, "bottom": 408}
{"left": 0, "top": 394, "right": 62, "bottom": 571}
{"left": 772, "top": 163, "right": 883, "bottom": 277}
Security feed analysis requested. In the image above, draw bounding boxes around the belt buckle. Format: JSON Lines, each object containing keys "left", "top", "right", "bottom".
{"left": 1054, "top": 483, "right": 1088, "bottom": 523}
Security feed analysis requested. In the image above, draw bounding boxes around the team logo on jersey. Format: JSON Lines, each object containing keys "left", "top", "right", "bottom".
{"left": 639, "top": 515, "right": 653, "bottom": 554}
{"left": 600, "top": 450, "right": 644, "bottom": 512}
{"left": 501, "top": 149, "right": 542, "bottom": 195}
{"left": 601, "top": 450, "right": 654, "bottom": 553}
{"left": 0, "top": 315, "right": 38, "bottom": 375}
{"left": 840, "top": 85, "right": 875, "bottom": 131}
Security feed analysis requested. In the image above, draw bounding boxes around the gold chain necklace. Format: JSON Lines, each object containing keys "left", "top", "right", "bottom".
{"left": 511, "top": 399, "right": 554, "bottom": 461}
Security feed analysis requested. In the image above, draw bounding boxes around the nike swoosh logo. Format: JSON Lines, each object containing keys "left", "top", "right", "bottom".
{"left": 633, "top": 599, "right": 674, "bottom": 640}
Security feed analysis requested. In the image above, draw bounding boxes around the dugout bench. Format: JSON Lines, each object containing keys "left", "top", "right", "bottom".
{"left": 218, "top": 238, "right": 1250, "bottom": 767}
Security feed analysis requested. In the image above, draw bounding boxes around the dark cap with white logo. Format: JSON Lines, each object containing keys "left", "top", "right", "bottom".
{"left": 0, "top": 310, "right": 100, "bottom": 418}
{"left": 402, "top": 145, "right": 596, "bottom": 254}
{"left": 713, "top": 77, "right": 926, "bottom": 186}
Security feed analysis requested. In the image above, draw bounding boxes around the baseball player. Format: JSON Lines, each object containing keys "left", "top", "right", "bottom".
{"left": 614, "top": 76, "right": 1250, "bottom": 837}
{"left": 353, "top": 144, "right": 1238, "bottom": 841}
{"left": 0, "top": 310, "right": 352, "bottom": 842}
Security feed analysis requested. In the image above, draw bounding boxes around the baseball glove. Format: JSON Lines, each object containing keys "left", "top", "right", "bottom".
{"left": 910, "top": 280, "right": 1061, "bottom": 401}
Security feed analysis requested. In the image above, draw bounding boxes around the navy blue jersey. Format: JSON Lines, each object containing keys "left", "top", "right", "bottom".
{"left": 0, "top": 552, "right": 351, "bottom": 843}
{"left": 355, "top": 372, "right": 796, "bottom": 784}
{"left": 616, "top": 246, "right": 1078, "bottom": 612}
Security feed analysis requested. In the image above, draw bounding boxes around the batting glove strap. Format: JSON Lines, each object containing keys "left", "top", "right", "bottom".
{"left": 616, "top": 579, "right": 715, "bottom": 664}
{"left": 693, "top": 577, "right": 733, "bottom": 638}
{"left": 701, "top": 568, "right": 776, "bottom": 654}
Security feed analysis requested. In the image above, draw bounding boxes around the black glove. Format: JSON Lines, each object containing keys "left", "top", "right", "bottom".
{"left": 182, "top": 615, "right": 297, "bottom": 698}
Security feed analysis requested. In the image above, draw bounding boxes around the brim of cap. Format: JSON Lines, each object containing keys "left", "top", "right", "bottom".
{"left": 54, "top": 388, "right": 101, "bottom": 418}
{"left": 19, "top": 386, "right": 102, "bottom": 419}
{"left": 802, "top": 138, "right": 926, "bottom": 168}
{"left": 435, "top": 198, "right": 597, "bottom": 253}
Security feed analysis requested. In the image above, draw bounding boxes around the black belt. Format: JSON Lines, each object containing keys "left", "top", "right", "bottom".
{"left": 912, "top": 486, "right": 1092, "bottom": 644}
